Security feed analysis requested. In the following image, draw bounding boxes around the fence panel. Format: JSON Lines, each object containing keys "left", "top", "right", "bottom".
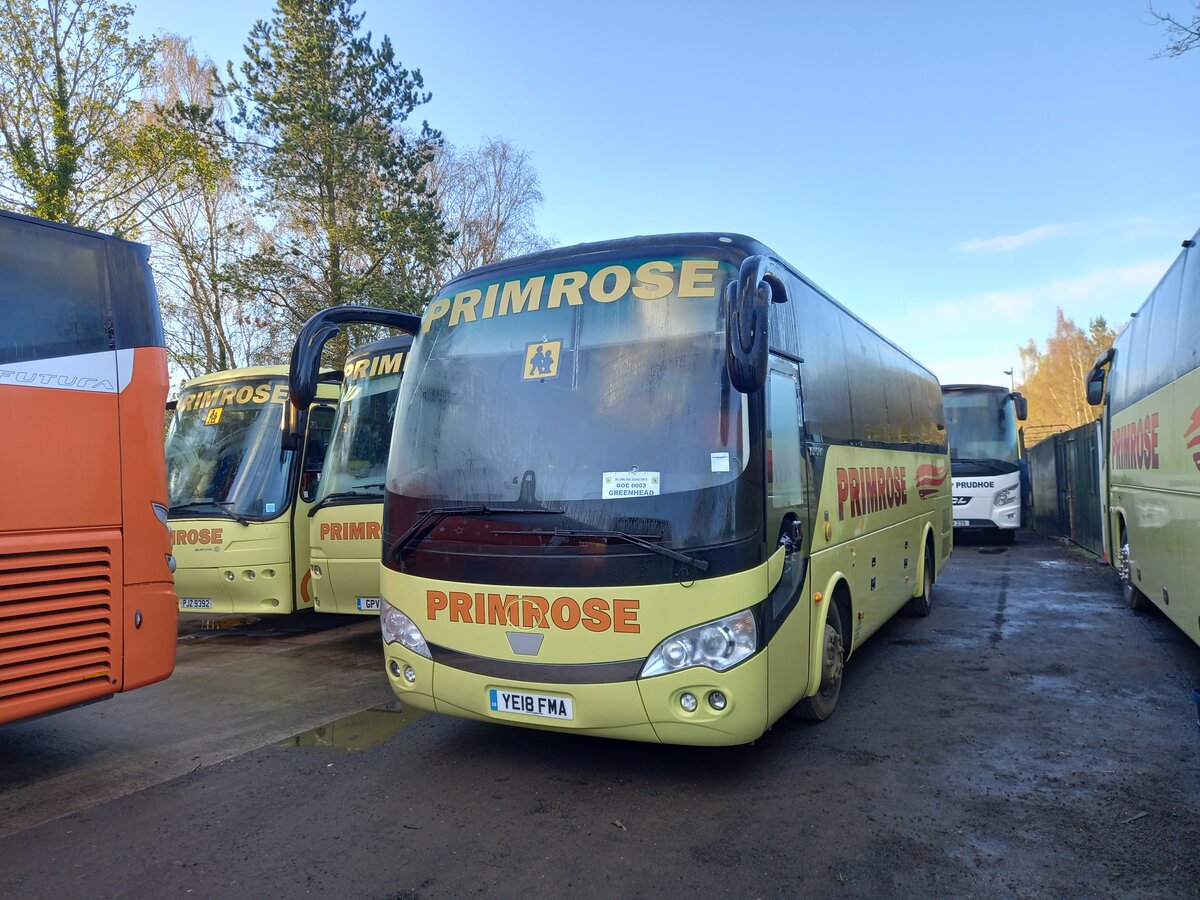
{"left": 1028, "top": 421, "right": 1106, "bottom": 556}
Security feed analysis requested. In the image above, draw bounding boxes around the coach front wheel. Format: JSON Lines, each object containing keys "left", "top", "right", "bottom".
{"left": 793, "top": 599, "right": 845, "bottom": 721}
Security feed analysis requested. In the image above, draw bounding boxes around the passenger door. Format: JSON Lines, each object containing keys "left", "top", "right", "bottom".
{"left": 766, "top": 356, "right": 808, "bottom": 546}
{"left": 293, "top": 404, "right": 336, "bottom": 609}
{"left": 765, "top": 355, "right": 815, "bottom": 720}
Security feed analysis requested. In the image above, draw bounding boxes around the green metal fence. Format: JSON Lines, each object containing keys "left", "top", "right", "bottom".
{"left": 1027, "top": 421, "right": 1106, "bottom": 557}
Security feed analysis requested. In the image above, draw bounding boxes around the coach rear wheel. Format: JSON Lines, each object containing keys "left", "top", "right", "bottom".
{"left": 907, "top": 545, "right": 934, "bottom": 617}
{"left": 793, "top": 599, "right": 846, "bottom": 721}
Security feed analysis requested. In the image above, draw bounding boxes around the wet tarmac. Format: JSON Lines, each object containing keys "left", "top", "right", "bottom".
{"left": 1, "top": 533, "right": 1198, "bottom": 898}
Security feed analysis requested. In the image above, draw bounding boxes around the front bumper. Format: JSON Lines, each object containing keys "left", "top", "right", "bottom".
{"left": 382, "top": 643, "right": 771, "bottom": 746}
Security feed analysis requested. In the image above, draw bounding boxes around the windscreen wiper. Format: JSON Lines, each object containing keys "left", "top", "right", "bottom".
{"left": 309, "top": 483, "right": 387, "bottom": 516}
{"left": 493, "top": 528, "right": 711, "bottom": 572}
{"left": 169, "top": 499, "right": 250, "bottom": 526}
{"left": 387, "top": 505, "right": 565, "bottom": 562}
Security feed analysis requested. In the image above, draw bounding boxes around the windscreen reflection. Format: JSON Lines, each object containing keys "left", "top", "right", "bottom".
{"left": 944, "top": 391, "right": 1019, "bottom": 466}
{"left": 316, "top": 371, "right": 401, "bottom": 502}
{"left": 166, "top": 378, "right": 293, "bottom": 520}
{"left": 387, "top": 257, "right": 749, "bottom": 550}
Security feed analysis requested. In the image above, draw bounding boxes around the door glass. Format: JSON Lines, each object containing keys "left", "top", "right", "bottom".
{"left": 767, "top": 364, "right": 804, "bottom": 511}
{"left": 300, "top": 406, "right": 336, "bottom": 503}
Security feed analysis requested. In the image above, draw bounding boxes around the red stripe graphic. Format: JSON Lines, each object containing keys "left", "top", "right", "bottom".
{"left": 915, "top": 463, "right": 948, "bottom": 488}
{"left": 916, "top": 462, "right": 948, "bottom": 498}
{"left": 1188, "top": 404, "right": 1200, "bottom": 471}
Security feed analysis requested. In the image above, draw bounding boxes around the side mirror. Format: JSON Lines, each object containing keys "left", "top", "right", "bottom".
{"left": 1085, "top": 348, "right": 1114, "bottom": 407}
{"left": 1013, "top": 393, "right": 1028, "bottom": 421}
{"left": 778, "top": 517, "right": 804, "bottom": 554}
{"left": 726, "top": 255, "right": 786, "bottom": 394}
{"left": 281, "top": 402, "right": 305, "bottom": 451}
{"left": 284, "top": 304, "right": 421, "bottom": 450}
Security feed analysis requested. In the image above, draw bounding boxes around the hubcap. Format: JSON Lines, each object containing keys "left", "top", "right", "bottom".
{"left": 821, "top": 622, "right": 844, "bottom": 691}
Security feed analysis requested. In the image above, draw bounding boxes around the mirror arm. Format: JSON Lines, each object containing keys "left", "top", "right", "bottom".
{"left": 284, "top": 305, "right": 422, "bottom": 448}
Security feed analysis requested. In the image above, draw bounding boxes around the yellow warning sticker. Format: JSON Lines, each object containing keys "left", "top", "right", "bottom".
{"left": 523, "top": 340, "right": 562, "bottom": 380}
{"left": 204, "top": 407, "right": 224, "bottom": 426}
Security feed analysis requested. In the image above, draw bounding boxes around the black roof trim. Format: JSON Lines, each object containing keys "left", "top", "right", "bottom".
{"left": 0, "top": 206, "right": 150, "bottom": 253}
{"left": 347, "top": 333, "right": 415, "bottom": 360}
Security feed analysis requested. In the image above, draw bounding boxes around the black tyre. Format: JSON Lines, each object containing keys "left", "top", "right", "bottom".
{"left": 1120, "top": 531, "right": 1152, "bottom": 612}
{"left": 793, "top": 598, "right": 846, "bottom": 721}
{"left": 906, "top": 545, "right": 934, "bottom": 617}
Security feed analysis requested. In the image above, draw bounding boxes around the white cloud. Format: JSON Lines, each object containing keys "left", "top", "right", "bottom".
{"left": 875, "top": 258, "right": 1174, "bottom": 387}
{"left": 957, "top": 213, "right": 1196, "bottom": 255}
{"left": 927, "top": 259, "right": 1172, "bottom": 326}
{"left": 958, "top": 223, "right": 1071, "bottom": 254}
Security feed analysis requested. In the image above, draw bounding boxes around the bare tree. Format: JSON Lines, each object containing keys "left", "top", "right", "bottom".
{"left": 1147, "top": 1, "right": 1200, "bottom": 57}
{"left": 1017, "top": 311, "right": 1118, "bottom": 444}
{"left": 141, "top": 35, "right": 278, "bottom": 379}
{"left": 430, "top": 136, "right": 549, "bottom": 280}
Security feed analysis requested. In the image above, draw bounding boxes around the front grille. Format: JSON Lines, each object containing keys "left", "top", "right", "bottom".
{"left": 0, "top": 544, "right": 115, "bottom": 718}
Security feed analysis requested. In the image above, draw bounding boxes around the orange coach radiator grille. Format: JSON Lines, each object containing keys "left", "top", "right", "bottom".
{"left": 0, "top": 545, "right": 115, "bottom": 712}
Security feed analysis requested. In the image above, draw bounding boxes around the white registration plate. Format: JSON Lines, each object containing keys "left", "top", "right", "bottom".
{"left": 953, "top": 519, "right": 969, "bottom": 527}
{"left": 356, "top": 596, "right": 381, "bottom": 611}
{"left": 180, "top": 597, "right": 213, "bottom": 610}
{"left": 489, "top": 688, "right": 574, "bottom": 720}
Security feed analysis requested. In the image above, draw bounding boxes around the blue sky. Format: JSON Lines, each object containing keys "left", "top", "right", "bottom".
{"left": 133, "top": 0, "right": 1200, "bottom": 387}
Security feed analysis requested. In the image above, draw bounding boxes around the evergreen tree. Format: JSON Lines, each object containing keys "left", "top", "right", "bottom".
{"left": 223, "top": 0, "right": 448, "bottom": 357}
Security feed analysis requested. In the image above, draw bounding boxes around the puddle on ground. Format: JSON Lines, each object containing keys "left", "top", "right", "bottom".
{"left": 178, "top": 615, "right": 264, "bottom": 639}
{"left": 281, "top": 705, "right": 427, "bottom": 752}
{"left": 202, "top": 616, "right": 262, "bottom": 629}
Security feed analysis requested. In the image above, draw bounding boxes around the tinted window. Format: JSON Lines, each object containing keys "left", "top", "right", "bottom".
{"left": 841, "top": 316, "right": 890, "bottom": 442}
{"left": 880, "top": 343, "right": 915, "bottom": 443}
{"left": 1116, "top": 305, "right": 1151, "bottom": 411}
{"left": 1111, "top": 242, "right": 1192, "bottom": 413}
{"left": 1142, "top": 253, "right": 1183, "bottom": 393}
{"left": 1175, "top": 239, "right": 1200, "bottom": 378}
{"left": 107, "top": 239, "right": 164, "bottom": 350}
{"left": 0, "top": 217, "right": 109, "bottom": 365}
{"left": 788, "top": 280, "right": 852, "bottom": 444}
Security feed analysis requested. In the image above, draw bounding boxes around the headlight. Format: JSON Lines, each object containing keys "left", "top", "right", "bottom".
{"left": 994, "top": 489, "right": 1013, "bottom": 507}
{"left": 640, "top": 610, "right": 757, "bottom": 678}
{"left": 380, "top": 598, "right": 431, "bottom": 659}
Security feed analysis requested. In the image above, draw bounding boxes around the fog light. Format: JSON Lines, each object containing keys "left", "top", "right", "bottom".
{"left": 243, "top": 570, "right": 255, "bottom": 580}
{"left": 263, "top": 569, "right": 275, "bottom": 578}
{"left": 311, "top": 565, "right": 322, "bottom": 577}
{"left": 680, "top": 692, "right": 698, "bottom": 712}
{"left": 224, "top": 571, "right": 235, "bottom": 581}
{"left": 389, "top": 660, "right": 402, "bottom": 677}
{"left": 403, "top": 666, "right": 416, "bottom": 683}
{"left": 708, "top": 691, "right": 728, "bottom": 711}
